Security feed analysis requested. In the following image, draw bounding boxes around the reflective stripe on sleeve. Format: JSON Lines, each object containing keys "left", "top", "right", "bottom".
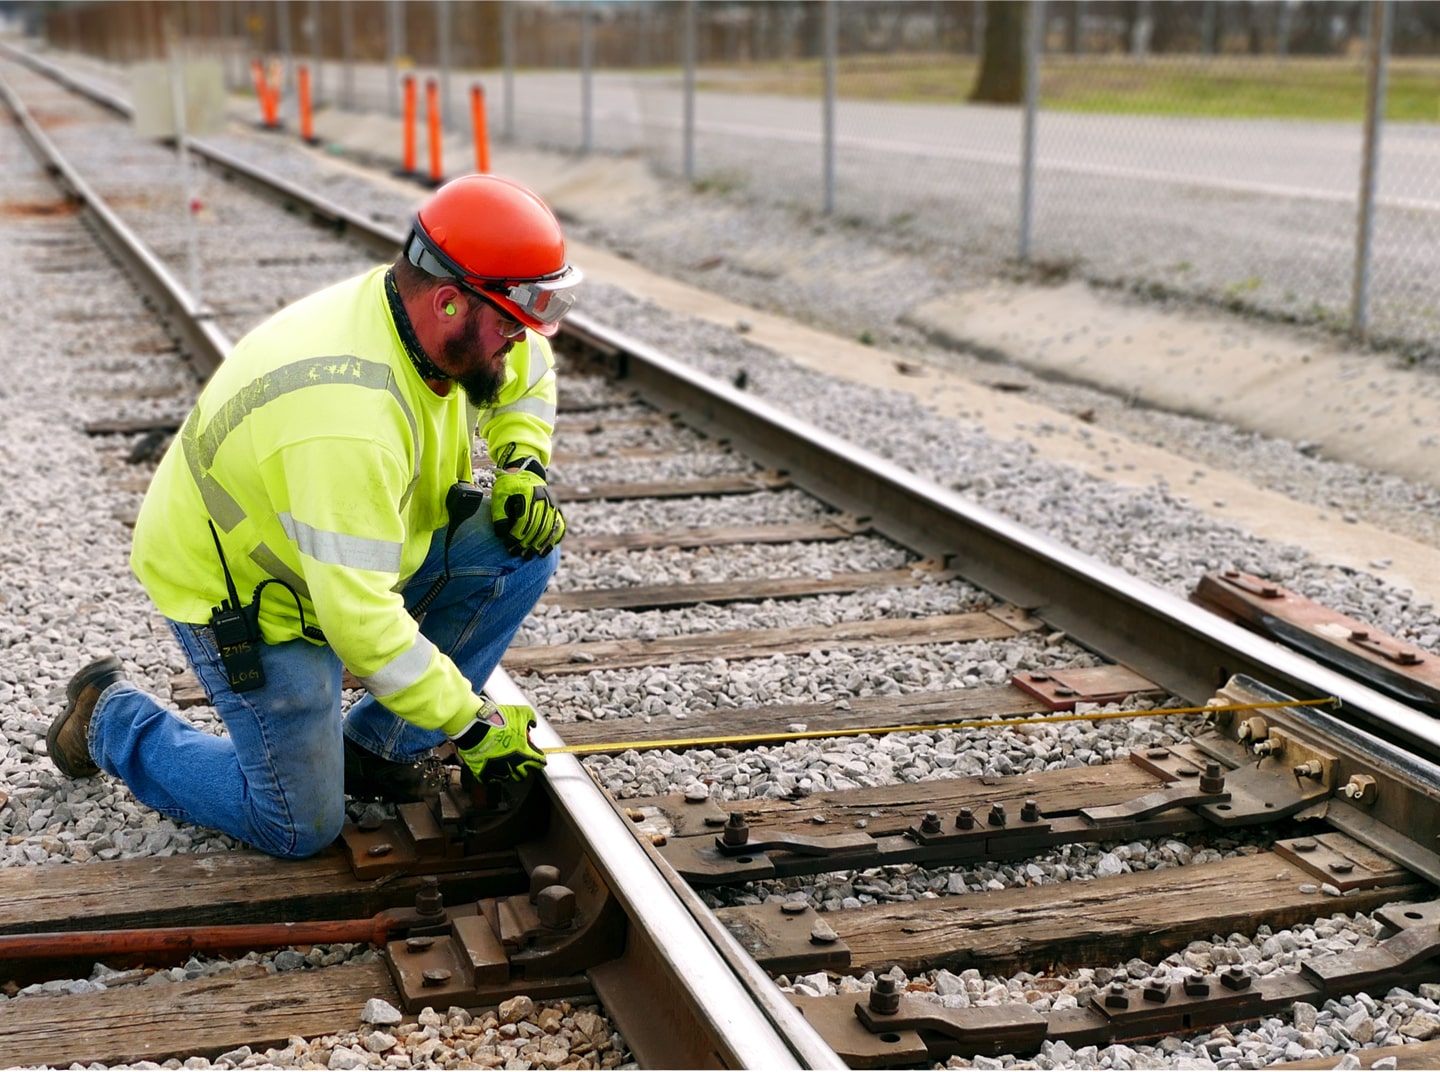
{"left": 357, "top": 633, "right": 437, "bottom": 697}
{"left": 489, "top": 392, "right": 556, "bottom": 423}
{"left": 279, "top": 513, "right": 404, "bottom": 573}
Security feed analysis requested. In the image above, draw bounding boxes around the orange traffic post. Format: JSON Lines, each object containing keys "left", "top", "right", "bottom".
{"left": 399, "top": 74, "right": 417, "bottom": 177}
{"left": 470, "top": 84, "right": 490, "bottom": 174}
{"left": 264, "top": 58, "right": 283, "bottom": 130}
{"left": 425, "top": 78, "right": 443, "bottom": 186}
{"left": 298, "top": 65, "right": 317, "bottom": 145}
{"left": 251, "top": 58, "right": 278, "bottom": 129}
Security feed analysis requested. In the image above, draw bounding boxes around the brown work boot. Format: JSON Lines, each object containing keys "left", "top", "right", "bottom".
{"left": 342, "top": 737, "right": 435, "bottom": 804}
{"left": 47, "top": 654, "right": 124, "bottom": 778}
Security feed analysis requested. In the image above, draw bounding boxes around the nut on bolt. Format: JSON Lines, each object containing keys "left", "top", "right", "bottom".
{"left": 1237, "top": 716, "right": 1268, "bottom": 743}
{"left": 920, "top": 810, "right": 943, "bottom": 835}
{"left": 1199, "top": 762, "right": 1226, "bottom": 794}
{"left": 1292, "top": 759, "right": 1324, "bottom": 780}
{"left": 1253, "top": 733, "right": 1285, "bottom": 758}
{"left": 1103, "top": 982, "right": 1129, "bottom": 1009}
{"left": 988, "top": 803, "right": 1007, "bottom": 828}
{"left": 1021, "top": 799, "right": 1040, "bottom": 823}
{"left": 414, "top": 876, "right": 445, "bottom": 921}
{"left": 955, "top": 807, "right": 975, "bottom": 830}
{"left": 1341, "top": 773, "right": 1378, "bottom": 804}
{"left": 529, "top": 864, "right": 562, "bottom": 902}
{"left": 868, "top": 973, "right": 901, "bottom": 1015}
{"left": 721, "top": 811, "right": 750, "bottom": 846}
{"left": 536, "top": 885, "right": 577, "bottom": 929}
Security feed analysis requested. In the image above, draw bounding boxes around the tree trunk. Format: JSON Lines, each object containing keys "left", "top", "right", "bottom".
{"left": 969, "top": 0, "right": 1026, "bottom": 105}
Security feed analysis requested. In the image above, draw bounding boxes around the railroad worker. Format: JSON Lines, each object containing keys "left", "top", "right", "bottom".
{"left": 46, "top": 174, "right": 581, "bottom": 859}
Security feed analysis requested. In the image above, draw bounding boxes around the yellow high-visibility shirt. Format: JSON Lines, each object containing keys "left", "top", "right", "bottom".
{"left": 131, "top": 266, "right": 556, "bottom": 734}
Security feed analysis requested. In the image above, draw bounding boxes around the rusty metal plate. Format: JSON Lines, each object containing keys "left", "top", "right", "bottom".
{"left": 789, "top": 996, "right": 927, "bottom": 1069}
{"left": 1192, "top": 571, "right": 1440, "bottom": 711}
{"left": 1194, "top": 759, "right": 1331, "bottom": 828}
{"left": 855, "top": 994, "right": 1048, "bottom": 1055}
{"left": 341, "top": 819, "right": 421, "bottom": 879}
{"left": 1374, "top": 898, "right": 1440, "bottom": 933}
{"left": 616, "top": 794, "right": 730, "bottom": 839}
{"left": 656, "top": 835, "right": 779, "bottom": 884}
{"left": 1128, "top": 745, "right": 1208, "bottom": 784}
{"left": 1011, "top": 665, "right": 1160, "bottom": 711}
{"left": 1275, "top": 832, "right": 1412, "bottom": 892}
{"left": 716, "top": 902, "right": 851, "bottom": 975}
{"left": 384, "top": 934, "right": 477, "bottom": 1013}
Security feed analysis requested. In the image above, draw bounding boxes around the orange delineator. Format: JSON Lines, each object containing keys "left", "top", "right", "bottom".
{"left": 401, "top": 74, "right": 417, "bottom": 175}
{"left": 298, "top": 64, "right": 315, "bottom": 144}
{"left": 426, "top": 77, "right": 443, "bottom": 185}
{"left": 251, "top": 58, "right": 279, "bottom": 128}
{"left": 470, "top": 84, "right": 490, "bottom": 174}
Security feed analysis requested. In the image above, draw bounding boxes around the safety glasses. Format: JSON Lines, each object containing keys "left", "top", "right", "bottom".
{"left": 404, "top": 228, "right": 582, "bottom": 329}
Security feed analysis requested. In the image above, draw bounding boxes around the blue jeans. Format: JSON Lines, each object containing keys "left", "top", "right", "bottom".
{"left": 90, "top": 508, "right": 556, "bottom": 859}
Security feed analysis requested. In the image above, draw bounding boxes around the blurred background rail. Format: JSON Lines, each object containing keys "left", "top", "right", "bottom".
{"left": 16, "top": 0, "right": 1440, "bottom": 358}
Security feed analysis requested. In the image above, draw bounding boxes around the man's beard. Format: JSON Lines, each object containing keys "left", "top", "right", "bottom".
{"left": 441, "top": 313, "right": 508, "bottom": 408}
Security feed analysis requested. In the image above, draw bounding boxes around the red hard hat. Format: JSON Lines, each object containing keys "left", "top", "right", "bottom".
{"left": 406, "top": 174, "right": 581, "bottom": 336}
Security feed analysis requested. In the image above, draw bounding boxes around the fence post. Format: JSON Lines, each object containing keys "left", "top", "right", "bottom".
{"left": 1352, "top": 0, "right": 1392, "bottom": 341}
{"left": 502, "top": 0, "right": 516, "bottom": 141}
{"left": 1018, "top": 0, "right": 1045, "bottom": 263}
{"left": 822, "top": 0, "right": 836, "bottom": 215}
{"left": 683, "top": 0, "right": 696, "bottom": 181}
{"left": 580, "top": 0, "right": 594, "bottom": 154}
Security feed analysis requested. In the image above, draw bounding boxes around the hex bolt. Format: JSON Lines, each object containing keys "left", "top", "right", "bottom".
{"left": 1328, "top": 861, "right": 1355, "bottom": 875}
{"left": 1253, "top": 735, "right": 1284, "bottom": 758}
{"left": 421, "top": 968, "right": 452, "bottom": 988}
{"left": 722, "top": 812, "right": 750, "bottom": 846}
{"left": 405, "top": 936, "right": 436, "bottom": 953}
{"left": 1291, "top": 838, "right": 1318, "bottom": 853}
{"left": 366, "top": 843, "right": 392, "bottom": 858}
{"left": 1237, "top": 716, "right": 1267, "bottom": 743}
{"left": 955, "top": 807, "right": 975, "bottom": 831}
{"left": 1143, "top": 980, "right": 1170, "bottom": 1003}
{"left": 414, "top": 876, "right": 445, "bottom": 921}
{"left": 868, "top": 973, "right": 901, "bottom": 1015}
{"left": 1220, "top": 967, "right": 1251, "bottom": 991}
{"left": 1103, "top": 982, "right": 1129, "bottom": 1009}
{"left": 921, "top": 810, "right": 942, "bottom": 835}
{"left": 781, "top": 900, "right": 809, "bottom": 915}
{"left": 1146, "top": 748, "right": 1169, "bottom": 760}
{"left": 810, "top": 917, "right": 839, "bottom": 945}
{"left": 529, "top": 864, "right": 562, "bottom": 903}
{"left": 1199, "top": 762, "right": 1226, "bottom": 794}
{"left": 1183, "top": 975, "right": 1211, "bottom": 997}
{"left": 988, "top": 803, "right": 1007, "bottom": 828}
{"left": 1293, "top": 760, "right": 1323, "bottom": 780}
{"left": 536, "top": 885, "right": 577, "bottom": 929}
{"left": 1021, "top": 799, "right": 1040, "bottom": 823}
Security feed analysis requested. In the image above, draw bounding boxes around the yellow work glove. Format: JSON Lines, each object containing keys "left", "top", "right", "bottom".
{"left": 491, "top": 469, "right": 565, "bottom": 560}
{"left": 449, "top": 701, "right": 546, "bottom": 782}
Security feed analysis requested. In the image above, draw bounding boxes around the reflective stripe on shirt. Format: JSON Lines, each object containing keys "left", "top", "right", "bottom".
{"left": 358, "top": 633, "right": 437, "bottom": 697}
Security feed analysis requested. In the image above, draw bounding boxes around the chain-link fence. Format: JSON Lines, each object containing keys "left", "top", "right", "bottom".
{"left": 39, "top": 0, "right": 1440, "bottom": 357}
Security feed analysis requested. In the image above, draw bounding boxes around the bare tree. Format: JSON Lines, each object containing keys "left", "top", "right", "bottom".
{"left": 969, "top": 0, "right": 1026, "bottom": 104}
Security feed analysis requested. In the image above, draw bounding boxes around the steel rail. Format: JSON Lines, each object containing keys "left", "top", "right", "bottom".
{"left": 0, "top": 50, "right": 841, "bottom": 1071}
{"left": 0, "top": 68, "right": 230, "bottom": 376}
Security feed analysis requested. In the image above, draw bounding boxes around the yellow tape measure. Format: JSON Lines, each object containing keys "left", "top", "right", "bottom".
{"left": 544, "top": 696, "right": 1339, "bottom": 757}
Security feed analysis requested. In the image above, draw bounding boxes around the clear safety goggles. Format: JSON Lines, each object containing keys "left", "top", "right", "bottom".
{"left": 404, "top": 228, "right": 582, "bottom": 327}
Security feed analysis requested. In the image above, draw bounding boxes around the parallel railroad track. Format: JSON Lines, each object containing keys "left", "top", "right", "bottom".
{"left": 1, "top": 43, "right": 1438, "bottom": 1072}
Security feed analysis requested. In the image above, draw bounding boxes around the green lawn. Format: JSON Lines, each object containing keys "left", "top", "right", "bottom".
{"left": 696, "top": 54, "right": 1440, "bottom": 122}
